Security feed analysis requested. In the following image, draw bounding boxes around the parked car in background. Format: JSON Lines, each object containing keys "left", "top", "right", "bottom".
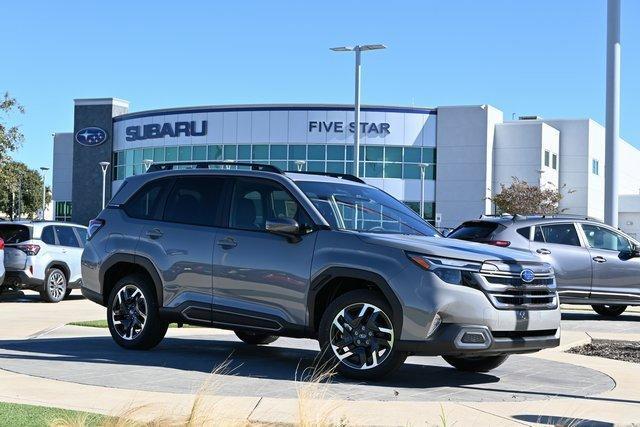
{"left": 81, "top": 161, "right": 560, "bottom": 380}
{"left": 0, "top": 237, "right": 5, "bottom": 290}
{"left": 0, "top": 221, "right": 87, "bottom": 302}
{"left": 448, "top": 215, "right": 640, "bottom": 317}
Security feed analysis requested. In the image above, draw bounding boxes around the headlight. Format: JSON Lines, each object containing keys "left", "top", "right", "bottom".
{"left": 407, "top": 253, "right": 482, "bottom": 286}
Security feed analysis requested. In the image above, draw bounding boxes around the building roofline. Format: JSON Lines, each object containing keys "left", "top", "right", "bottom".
{"left": 112, "top": 103, "right": 437, "bottom": 122}
{"left": 74, "top": 98, "right": 130, "bottom": 108}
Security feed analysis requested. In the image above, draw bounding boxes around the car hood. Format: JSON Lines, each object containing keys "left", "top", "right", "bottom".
{"left": 357, "top": 233, "right": 542, "bottom": 264}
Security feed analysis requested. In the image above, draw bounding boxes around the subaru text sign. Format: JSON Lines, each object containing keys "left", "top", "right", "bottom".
{"left": 308, "top": 121, "right": 390, "bottom": 134}
{"left": 126, "top": 121, "right": 207, "bottom": 142}
{"left": 75, "top": 127, "right": 108, "bottom": 146}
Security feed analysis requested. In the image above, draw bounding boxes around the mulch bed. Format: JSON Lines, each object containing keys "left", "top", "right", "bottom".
{"left": 568, "top": 339, "right": 640, "bottom": 363}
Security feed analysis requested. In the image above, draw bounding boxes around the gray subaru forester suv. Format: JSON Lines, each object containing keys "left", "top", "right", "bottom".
{"left": 81, "top": 162, "right": 560, "bottom": 380}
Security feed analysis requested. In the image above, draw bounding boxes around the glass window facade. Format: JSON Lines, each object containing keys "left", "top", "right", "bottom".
{"left": 55, "top": 201, "right": 72, "bottom": 222}
{"left": 113, "top": 144, "right": 437, "bottom": 181}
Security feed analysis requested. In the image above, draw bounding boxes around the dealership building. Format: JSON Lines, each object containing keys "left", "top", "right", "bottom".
{"left": 52, "top": 98, "right": 640, "bottom": 236}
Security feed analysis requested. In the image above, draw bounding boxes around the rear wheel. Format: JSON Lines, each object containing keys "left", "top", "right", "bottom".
{"left": 592, "top": 304, "right": 627, "bottom": 317}
{"left": 107, "top": 274, "right": 168, "bottom": 350}
{"left": 40, "top": 268, "right": 67, "bottom": 303}
{"left": 443, "top": 354, "right": 509, "bottom": 372}
{"left": 234, "top": 331, "right": 278, "bottom": 345}
{"left": 319, "top": 289, "right": 407, "bottom": 380}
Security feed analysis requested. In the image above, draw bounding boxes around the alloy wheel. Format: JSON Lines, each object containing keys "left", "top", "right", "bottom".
{"left": 329, "top": 302, "right": 394, "bottom": 370}
{"left": 111, "top": 285, "right": 148, "bottom": 340}
{"left": 47, "top": 271, "right": 66, "bottom": 300}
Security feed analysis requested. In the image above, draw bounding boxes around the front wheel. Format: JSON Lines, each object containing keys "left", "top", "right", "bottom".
{"left": 234, "top": 331, "right": 278, "bottom": 345}
{"left": 592, "top": 304, "right": 627, "bottom": 317}
{"left": 107, "top": 274, "right": 168, "bottom": 350}
{"left": 40, "top": 268, "right": 67, "bottom": 303}
{"left": 443, "top": 354, "right": 509, "bottom": 372}
{"left": 319, "top": 290, "right": 407, "bottom": 380}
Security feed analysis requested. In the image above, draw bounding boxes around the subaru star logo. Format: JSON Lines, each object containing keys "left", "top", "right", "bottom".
{"left": 75, "top": 127, "right": 108, "bottom": 146}
{"left": 520, "top": 269, "right": 535, "bottom": 283}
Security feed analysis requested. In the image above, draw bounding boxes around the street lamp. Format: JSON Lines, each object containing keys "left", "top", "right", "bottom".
{"left": 40, "top": 167, "right": 49, "bottom": 220}
{"left": 143, "top": 159, "right": 154, "bottom": 172}
{"left": 99, "top": 162, "right": 110, "bottom": 209}
{"left": 419, "top": 163, "right": 428, "bottom": 218}
{"left": 330, "top": 44, "right": 386, "bottom": 177}
{"left": 294, "top": 160, "right": 306, "bottom": 172}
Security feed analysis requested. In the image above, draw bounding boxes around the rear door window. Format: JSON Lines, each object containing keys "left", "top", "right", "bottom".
{"left": 74, "top": 227, "right": 87, "bottom": 246}
{"left": 0, "top": 225, "right": 31, "bottom": 243}
{"left": 55, "top": 226, "right": 82, "bottom": 248}
{"left": 163, "top": 176, "right": 225, "bottom": 227}
{"left": 41, "top": 226, "right": 56, "bottom": 245}
{"left": 534, "top": 223, "right": 581, "bottom": 247}
{"left": 448, "top": 222, "right": 501, "bottom": 240}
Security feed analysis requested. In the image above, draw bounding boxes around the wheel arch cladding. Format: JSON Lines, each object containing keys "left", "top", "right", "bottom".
{"left": 99, "top": 253, "right": 163, "bottom": 307}
{"left": 46, "top": 261, "right": 70, "bottom": 281}
{"left": 308, "top": 267, "right": 403, "bottom": 333}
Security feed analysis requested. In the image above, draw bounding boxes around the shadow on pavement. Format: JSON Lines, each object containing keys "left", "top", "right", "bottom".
{"left": 561, "top": 311, "right": 639, "bottom": 322}
{"left": 513, "top": 414, "right": 614, "bottom": 427}
{"left": 0, "top": 290, "right": 84, "bottom": 303}
{"left": 0, "top": 335, "right": 498, "bottom": 389}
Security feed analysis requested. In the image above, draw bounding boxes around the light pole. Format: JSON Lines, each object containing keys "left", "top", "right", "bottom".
{"left": 604, "top": 0, "right": 621, "bottom": 227}
{"left": 419, "top": 163, "right": 428, "bottom": 218}
{"left": 99, "top": 162, "right": 110, "bottom": 209}
{"left": 40, "top": 167, "right": 49, "bottom": 220}
{"left": 330, "top": 44, "right": 386, "bottom": 177}
{"left": 143, "top": 159, "right": 154, "bottom": 172}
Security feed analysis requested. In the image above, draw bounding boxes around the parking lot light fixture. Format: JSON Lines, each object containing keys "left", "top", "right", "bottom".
{"left": 99, "top": 162, "right": 110, "bottom": 209}
{"left": 39, "top": 167, "right": 49, "bottom": 220}
{"left": 330, "top": 44, "right": 386, "bottom": 177}
{"left": 295, "top": 160, "right": 306, "bottom": 172}
{"left": 143, "top": 159, "right": 154, "bottom": 172}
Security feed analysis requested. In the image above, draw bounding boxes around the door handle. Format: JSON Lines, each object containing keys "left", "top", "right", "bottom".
{"left": 146, "top": 228, "right": 163, "bottom": 239}
{"left": 217, "top": 237, "right": 237, "bottom": 249}
{"left": 536, "top": 248, "right": 551, "bottom": 255}
{"left": 592, "top": 256, "right": 607, "bottom": 263}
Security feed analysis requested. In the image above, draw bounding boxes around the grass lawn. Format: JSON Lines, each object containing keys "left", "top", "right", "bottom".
{"left": 69, "top": 319, "right": 200, "bottom": 328}
{"left": 0, "top": 402, "right": 106, "bottom": 426}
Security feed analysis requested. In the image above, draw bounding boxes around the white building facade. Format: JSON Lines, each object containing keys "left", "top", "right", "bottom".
{"left": 52, "top": 99, "right": 640, "bottom": 234}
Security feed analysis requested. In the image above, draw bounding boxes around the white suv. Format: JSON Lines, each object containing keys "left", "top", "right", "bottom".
{"left": 0, "top": 222, "right": 87, "bottom": 302}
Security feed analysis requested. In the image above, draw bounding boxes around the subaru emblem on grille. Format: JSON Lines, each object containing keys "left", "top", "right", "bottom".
{"left": 520, "top": 269, "right": 535, "bottom": 283}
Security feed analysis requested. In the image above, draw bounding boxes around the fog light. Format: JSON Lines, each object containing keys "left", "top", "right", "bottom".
{"left": 426, "top": 313, "right": 442, "bottom": 338}
{"left": 461, "top": 331, "right": 487, "bottom": 344}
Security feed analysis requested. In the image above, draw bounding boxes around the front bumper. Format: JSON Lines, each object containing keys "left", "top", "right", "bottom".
{"left": 397, "top": 323, "right": 560, "bottom": 356}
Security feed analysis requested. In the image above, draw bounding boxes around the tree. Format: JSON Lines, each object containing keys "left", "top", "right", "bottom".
{"left": 0, "top": 161, "right": 51, "bottom": 219}
{"left": 490, "top": 177, "right": 569, "bottom": 216}
{"left": 0, "top": 92, "right": 25, "bottom": 165}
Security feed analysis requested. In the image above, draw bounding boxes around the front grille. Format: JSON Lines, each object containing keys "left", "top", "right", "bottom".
{"left": 493, "top": 329, "right": 558, "bottom": 339}
{"left": 478, "top": 270, "right": 558, "bottom": 310}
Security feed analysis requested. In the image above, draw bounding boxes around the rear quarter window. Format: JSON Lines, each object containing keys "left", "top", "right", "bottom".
{"left": 448, "top": 222, "right": 502, "bottom": 240}
{"left": 0, "top": 225, "right": 31, "bottom": 243}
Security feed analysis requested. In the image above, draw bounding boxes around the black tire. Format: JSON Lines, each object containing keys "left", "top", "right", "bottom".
{"left": 318, "top": 289, "right": 407, "bottom": 381}
{"left": 443, "top": 354, "right": 509, "bottom": 372}
{"left": 234, "top": 330, "right": 279, "bottom": 345}
{"left": 107, "top": 274, "right": 168, "bottom": 350}
{"left": 592, "top": 304, "right": 627, "bottom": 317}
{"left": 40, "top": 268, "right": 68, "bottom": 303}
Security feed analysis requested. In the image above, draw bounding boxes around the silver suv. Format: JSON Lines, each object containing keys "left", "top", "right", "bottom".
{"left": 449, "top": 215, "right": 640, "bottom": 317}
{"left": 0, "top": 221, "right": 87, "bottom": 302}
{"left": 81, "top": 162, "right": 560, "bottom": 379}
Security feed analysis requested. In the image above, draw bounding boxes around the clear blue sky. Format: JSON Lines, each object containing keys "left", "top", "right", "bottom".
{"left": 2, "top": 0, "right": 639, "bottom": 186}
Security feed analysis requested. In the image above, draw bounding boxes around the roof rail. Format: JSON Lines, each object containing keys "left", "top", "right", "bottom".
{"left": 479, "top": 213, "right": 603, "bottom": 222}
{"left": 146, "top": 161, "right": 283, "bottom": 174}
{"left": 287, "top": 171, "right": 365, "bottom": 184}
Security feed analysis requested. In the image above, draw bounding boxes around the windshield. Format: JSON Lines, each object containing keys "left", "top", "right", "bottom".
{"left": 296, "top": 181, "right": 439, "bottom": 237}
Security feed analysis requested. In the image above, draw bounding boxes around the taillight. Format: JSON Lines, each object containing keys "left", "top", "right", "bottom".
{"left": 87, "top": 218, "right": 105, "bottom": 240}
{"left": 486, "top": 240, "right": 511, "bottom": 247}
{"left": 17, "top": 244, "right": 40, "bottom": 256}
{"left": 0, "top": 238, "right": 4, "bottom": 250}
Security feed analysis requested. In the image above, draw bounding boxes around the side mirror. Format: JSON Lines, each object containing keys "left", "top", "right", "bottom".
{"left": 266, "top": 218, "right": 301, "bottom": 242}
